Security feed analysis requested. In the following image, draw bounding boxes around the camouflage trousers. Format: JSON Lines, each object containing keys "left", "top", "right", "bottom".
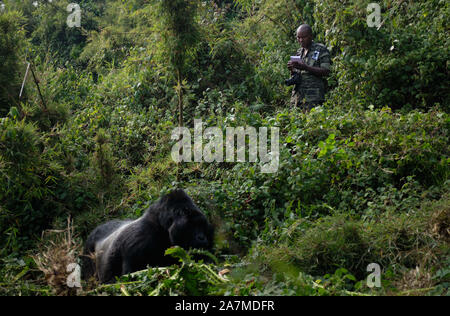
{"left": 301, "top": 101, "right": 322, "bottom": 112}
{"left": 290, "top": 95, "right": 323, "bottom": 112}
{"left": 290, "top": 87, "right": 324, "bottom": 113}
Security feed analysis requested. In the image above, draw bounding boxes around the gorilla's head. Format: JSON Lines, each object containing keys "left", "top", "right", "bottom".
{"left": 158, "top": 189, "right": 214, "bottom": 250}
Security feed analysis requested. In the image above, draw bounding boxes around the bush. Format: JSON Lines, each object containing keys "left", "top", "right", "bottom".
{"left": 0, "top": 117, "right": 52, "bottom": 253}
{"left": 0, "top": 116, "right": 95, "bottom": 255}
{"left": 243, "top": 192, "right": 449, "bottom": 293}
{"left": 0, "top": 10, "right": 27, "bottom": 115}
{"left": 208, "top": 105, "right": 448, "bottom": 247}
{"left": 315, "top": 0, "right": 449, "bottom": 111}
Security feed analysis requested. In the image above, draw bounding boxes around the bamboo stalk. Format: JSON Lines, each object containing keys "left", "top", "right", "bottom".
{"left": 19, "top": 62, "right": 30, "bottom": 99}
{"left": 30, "top": 63, "right": 47, "bottom": 110}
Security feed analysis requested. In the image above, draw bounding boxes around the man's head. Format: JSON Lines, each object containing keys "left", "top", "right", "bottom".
{"left": 296, "top": 24, "right": 313, "bottom": 49}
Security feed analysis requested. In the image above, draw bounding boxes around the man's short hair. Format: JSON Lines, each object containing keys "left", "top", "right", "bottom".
{"left": 297, "top": 24, "right": 313, "bottom": 36}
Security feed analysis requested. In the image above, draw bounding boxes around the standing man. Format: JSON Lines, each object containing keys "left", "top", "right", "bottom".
{"left": 288, "top": 24, "right": 331, "bottom": 112}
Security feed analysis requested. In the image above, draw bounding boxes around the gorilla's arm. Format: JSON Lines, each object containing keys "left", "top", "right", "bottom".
{"left": 119, "top": 216, "right": 171, "bottom": 275}
{"left": 82, "top": 220, "right": 130, "bottom": 281}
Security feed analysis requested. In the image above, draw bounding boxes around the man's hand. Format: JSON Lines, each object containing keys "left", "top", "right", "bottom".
{"left": 288, "top": 60, "right": 330, "bottom": 77}
{"left": 288, "top": 60, "right": 307, "bottom": 72}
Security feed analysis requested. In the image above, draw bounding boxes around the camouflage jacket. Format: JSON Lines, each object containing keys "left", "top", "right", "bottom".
{"left": 290, "top": 42, "right": 331, "bottom": 106}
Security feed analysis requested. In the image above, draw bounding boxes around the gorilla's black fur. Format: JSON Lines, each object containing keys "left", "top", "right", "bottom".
{"left": 82, "top": 189, "right": 214, "bottom": 283}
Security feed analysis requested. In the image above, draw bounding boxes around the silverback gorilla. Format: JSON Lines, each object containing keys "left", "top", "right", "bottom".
{"left": 82, "top": 189, "right": 214, "bottom": 283}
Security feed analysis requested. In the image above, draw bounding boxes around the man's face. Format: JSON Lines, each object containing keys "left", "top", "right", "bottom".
{"left": 297, "top": 29, "right": 312, "bottom": 49}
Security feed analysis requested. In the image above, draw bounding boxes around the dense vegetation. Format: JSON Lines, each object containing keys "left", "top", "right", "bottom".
{"left": 0, "top": 0, "right": 448, "bottom": 296}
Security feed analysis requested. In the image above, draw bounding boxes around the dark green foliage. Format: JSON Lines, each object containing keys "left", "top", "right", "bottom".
{"left": 154, "top": 0, "right": 201, "bottom": 77}
{"left": 245, "top": 193, "right": 450, "bottom": 292}
{"left": 22, "top": 101, "right": 68, "bottom": 131}
{"left": 86, "top": 247, "right": 226, "bottom": 296}
{"left": 316, "top": 0, "right": 450, "bottom": 111}
{"left": 0, "top": 256, "right": 45, "bottom": 295}
{"left": 93, "top": 130, "right": 114, "bottom": 185}
{"left": 0, "top": 118, "right": 57, "bottom": 253}
{"left": 0, "top": 10, "right": 27, "bottom": 115}
{"left": 207, "top": 105, "right": 448, "bottom": 249}
{"left": 31, "top": 1, "right": 86, "bottom": 62}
